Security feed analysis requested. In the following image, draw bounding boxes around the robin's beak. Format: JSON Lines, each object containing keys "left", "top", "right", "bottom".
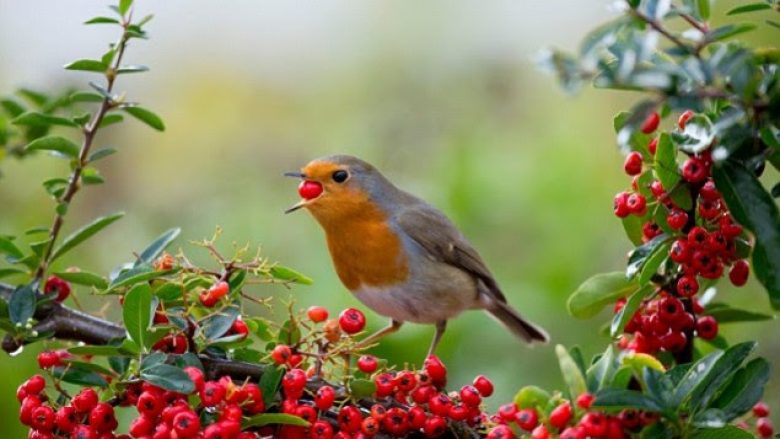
{"left": 285, "top": 200, "right": 306, "bottom": 214}
{"left": 284, "top": 172, "right": 306, "bottom": 178}
{"left": 284, "top": 171, "right": 323, "bottom": 214}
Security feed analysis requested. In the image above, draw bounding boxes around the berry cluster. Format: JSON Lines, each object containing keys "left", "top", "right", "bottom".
{"left": 486, "top": 392, "right": 660, "bottom": 439}
{"left": 740, "top": 402, "right": 774, "bottom": 439}
{"left": 612, "top": 110, "right": 751, "bottom": 356}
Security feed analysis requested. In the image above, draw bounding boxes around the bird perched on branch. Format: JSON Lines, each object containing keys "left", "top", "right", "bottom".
{"left": 285, "top": 155, "right": 548, "bottom": 356}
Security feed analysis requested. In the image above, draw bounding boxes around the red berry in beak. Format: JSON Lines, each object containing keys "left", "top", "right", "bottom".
{"left": 298, "top": 180, "right": 323, "bottom": 200}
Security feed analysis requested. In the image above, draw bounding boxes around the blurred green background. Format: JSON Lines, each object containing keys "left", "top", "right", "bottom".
{"left": 0, "top": 1, "right": 777, "bottom": 436}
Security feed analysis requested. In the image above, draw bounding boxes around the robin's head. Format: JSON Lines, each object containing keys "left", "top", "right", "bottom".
{"left": 285, "top": 155, "right": 392, "bottom": 224}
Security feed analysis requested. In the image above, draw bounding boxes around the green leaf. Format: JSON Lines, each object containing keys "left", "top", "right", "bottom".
{"left": 268, "top": 265, "right": 313, "bottom": 285}
{"left": 712, "top": 358, "right": 770, "bottom": 419}
{"left": 654, "top": 133, "right": 680, "bottom": 191}
{"left": 704, "top": 302, "right": 774, "bottom": 324}
{"left": 62, "top": 359, "right": 115, "bottom": 376}
{"left": 88, "top": 148, "right": 117, "bottom": 163}
{"left": 69, "top": 91, "right": 104, "bottom": 103}
{"left": 13, "top": 111, "right": 78, "bottom": 127}
{"left": 668, "top": 184, "right": 693, "bottom": 211}
{"left": 68, "top": 345, "right": 125, "bottom": 356}
{"left": 0, "top": 236, "right": 24, "bottom": 260}
{"left": 689, "top": 342, "right": 756, "bottom": 411}
{"left": 50, "top": 212, "right": 124, "bottom": 262}
{"left": 200, "top": 305, "right": 239, "bottom": 341}
{"left": 713, "top": 162, "right": 780, "bottom": 308}
{"left": 118, "top": 0, "right": 133, "bottom": 15}
{"left": 25, "top": 135, "right": 80, "bottom": 159}
{"left": 0, "top": 267, "right": 27, "bottom": 279}
{"left": 98, "top": 114, "right": 123, "bottom": 128}
{"left": 278, "top": 319, "right": 302, "bottom": 345}
{"left": 134, "top": 228, "right": 181, "bottom": 268}
{"left": 638, "top": 242, "right": 670, "bottom": 286}
{"left": 593, "top": 388, "right": 664, "bottom": 411}
{"left": 586, "top": 345, "right": 619, "bottom": 392}
{"left": 108, "top": 265, "right": 176, "bottom": 291}
{"left": 707, "top": 24, "right": 757, "bottom": 43}
{"left": 123, "top": 106, "right": 165, "bottom": 131}
{"left": 9, "top": 283, "right": 36, "bottom": 324}
{"left": 243, "top": 413, "right": 309, "bottom": 429}
{"left": 696, "top": 0, "right": 710, "bottom": 19}
{"left": 1, "top": 98, "right": 26, "bottom": 117}
{"left": 349, "top": 379, "right": 377, "bottom": 400}
{"left": 622, "top": 215, "right": 644, "bottom": 246}
{"left": 123, "top": 283, "right": 153, "bottom": 351}
{"left": 53, "top": 271, "right": 108, "bottom": 289}
{"left": 51, "top": 365, "right": 108, "bottom": 387}
{"left": 85, "top": 16, "right": 120, "bottom": 25}
{"left": 673, "top": 350, "right": 723, "bottom": 407}
{"left": 727, "top": 3, "right": 771, "bottom": 15}
{"left": 64, "top": 59, "right": 107, "bottom": 72}
{"left": 258, "top": 364, "right": 284, "bottom": 406}
{"left": 140, "top": 364, "right": 195, "bottom": 394}
{"left": 567, "top": 272, "right": 638, "bottom": 319}
{"left": 514, "top": 385, "right": 551, "bottom": 409}
{"left": 626, "top": 234, "right": 669, "bottom": 279}
{"left": 81, "top": 167, "right": 104, "bottom": 185}
{"left": 690, "top": 426, "right": 754, "bottom": 439}
{"left": 611, "top": 285, "right": 654, "bottom": 337}
{"left": 556, "top": 344, "right": 587, "bottom": 399}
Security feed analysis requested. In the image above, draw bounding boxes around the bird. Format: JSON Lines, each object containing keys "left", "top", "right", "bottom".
{"left": 285, "top": 154, "right": 548, "bottom": 356}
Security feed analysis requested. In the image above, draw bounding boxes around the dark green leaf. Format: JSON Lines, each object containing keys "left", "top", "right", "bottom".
{"left": 349, "top": 379, "right": 377, "bottom": 400}
{"left": 13, "top": 111, "right": 78, "bottom": 128}
{"left": 593, "top": 388, "right": 664, "bottom": 412}
{"left": 81, "top": 167, "right": 104, "bottom": 185}
{"left": 556, "top": 344, "right": 587, "bottom": 398}
{"left": 51, "top": 365, "right": 108, "bottom": 387}
{"left": 626, "top": 234, "right": 669, "bottom": 279}
{"left": 243, "top": 413, "right": 309, "bottom": 429}
{"left": 62, "top": 359, "right": 115, "bottom": 376}
{"left": 64, "top": 59, "right": 107, "bottom": 72}
{"left": 0, "top": 267, "right": 27, "bottom": 279}
{"left": 622, "top": 215, "right": 644, "bottom": 246}
{"left": 53, "top": 271, "right": 108, "bottom": 289}
{"left": 611, "top": 285, "right": 653, "bottom": 337}
{"left": 17, "top": 88, "right": 48, "bottom": 106}
{"left": 108, "top": 265, "right": 177, "bottom": 291}
{"left": 567, "top": 272, "right": 638, "bottom": 319}
{"left": 123, "top": 283, "right": 153, "bottom": 351}
{"left": 50, "top": 212, "right": 124, "bottom": 262}
{"left": 134, "top": 228, "right": 181, "bottom": 267}
{"left": 690, "top": 426, "right": 754, "bottom": 439}
{"left": 258, "top": 364, "right": 284, "bottom": 406}
{"left": 68, "top": 345, "right": 125, "bottom": 356}
{"left": 140, "top": 364, "right": 194, "bottom": 394}
{"left": 123, "top": 106, "right": 165, "bottom": 131}
{"left": 200, "top": 305, "right": 240, "bottom": 341}
{"left": 88, "top": 148, "right": 117, "bottom": 163}
{"left": 118, "top": 0, "right": 133, "bottom": 15}
{"left": 690, "top": 342, "right": 756, "bottom": 411}
{"left": 25, "top": 135, "right": 80, "bottom": 158}
{"left": 712, "top": 358, "right": 770, "bottom": 419}
{"left": 696, "top": 0, "right": 710, "bottom": 19}
{"left": 654, "top": 133, "right": 680, "bottom": 190}
{"left": 668, "top": 184, "right": 693, "bottom": 210}
{"left": 9, "top": 283, "right": 36, "bottom": 324}
{"left": 0, "top": 236, "right": 24, "bottom": 260}
{"left": 704, "top": 302, "right": 774, "bottom": 324}
{"left": 85, "top": 16, "right": 120, "bottom": 25}
{"left": 586, "top": 345, "right": 619, "bottom": 392}
{"left": 673, "top": 350, "right": 723, "bottom": 407}
{"left": 1, "top": 98, "right": 26, "bottom": 117}
{"left": 713, "top": 162, "right": 780, "bottom": 308}
{"left": 638, "top": 242, "right": 670, "bottom": 286}
{"left": 98, "top": 114, "right": 123, "bottom": 128}
{"left": 277, "top": 319, "right": 301, "bottom": 345}
{"left": 707, "top": 24, "right": 757, "bottom": 43}
{"left": 727, "top": 3, "right": 771, "bottom": 15}
{"left": 69, "top": 91, "right": 104, "bottom": 103}
{"left": 269, "top": 265, "right": 313, "bottom": 285}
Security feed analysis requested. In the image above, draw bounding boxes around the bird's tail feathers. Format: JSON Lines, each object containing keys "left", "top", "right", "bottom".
{"left": 485, "top": 299, "right": 549, "bottom": 344}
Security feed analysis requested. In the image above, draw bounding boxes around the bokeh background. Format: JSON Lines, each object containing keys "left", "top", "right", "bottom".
{"left": 0, "top": 1, "right": 777, "bottom": 436}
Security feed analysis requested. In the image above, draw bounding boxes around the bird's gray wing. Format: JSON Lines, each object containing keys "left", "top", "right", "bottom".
{"left": 395, "top": 203, "right": 507, "bottom": 303}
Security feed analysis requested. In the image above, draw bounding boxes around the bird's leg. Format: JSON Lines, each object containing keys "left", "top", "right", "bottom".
{"left": 354, "top": 319, "right": 403, "bottom": 349}
{"left": 427, "top": 320, "right": 447, "bottom": 357}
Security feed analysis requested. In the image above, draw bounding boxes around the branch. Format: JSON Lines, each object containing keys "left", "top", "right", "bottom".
{"left": 0, "top": 282, "right": 479, "bottom": 438}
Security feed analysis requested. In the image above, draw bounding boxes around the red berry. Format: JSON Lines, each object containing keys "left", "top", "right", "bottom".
{"left": 361, "top": 415, "right": 380, "bottom": 435}
{"left": 337, "top": 405, "right": 363, "bottom": 433}
{"left": 19, "top": 395, "right": 41, "bottom": 426}
{"left": 700, "top": 180, "right": 719, "bottom": 201}
{"left": 560, "top": 426, "right": 587, "bottom": 439}
{"left": 383, "top": 407, "right": 409, "bottom": 436}
{"left": 230, "top": 319, "right": 249, "bottom": 338}
{"left": 307, "top": 306, "right": 329, "bottom": 323}
{"left": 666, "top": 208, "right": 688, "bottom": 230}
{"left": 624, "top": 151, "right": 643, "bottom": 176}
{"left": 282, "top": 368, "right": 307, "bottom": 399}
{"left": 209, "top": 280, "right": 230, "bottom": 299}
{"left": 682, "top": 157, "right": 708, "bottom": 183}
{"left": 488, "top": 425, "right": 516, "bottom": 439}
{"left": 497, "top": 403, "right": 518, "bottom": 422}
{"left": 516, "top": 408, "right": 539, "bottom": 431}
{"left": 37, "top": 351, "right": 63, "bottom": 369}
{"left": 472, "top": 375, "right": 494, "bottom": 397}
{"left": 729, "top": 260, "right": 749, "bottom": 286}
{"left": 429, "top": 393, "right": 453, "bottom": 417}
{"left": 314, "top": 385, "right": 336, "bottom": 411}
{"left": 199, "top": 291, "right": 219, "bottom": 307}
{"left": 296, "top": 405, "right": 317, "bottom": 424}
{"left": 424, "top": 416, "right": 448, "bottom": 437}
{"left": 532, "top": 425, "right": 550, "bottom": 439}
{"left": 757, "top": 418, "right": 774, "bottom": 438}
{"left": 670, "top": 239, "right": 691, "bottom": 263}
{"left": 575, "top": 392, "right": 594, "bottom": 409}
{"left": 642, "top": 222, "right": 661, "bottom": 241}
{"left": 183, "top": 366, "right": 205, "bottom": 393}
{"left": 128, "top": 416, "right": 155, "bottom": 437}
{"left": 618, "top": 409, "right": 640, "bottom": 429}
{"left": 660, "top": 331, "right": 687, "bottom": 352}
{"left": 626, "top": 193, "right": 647, "bottom": 215}
{"left": 357, "top": 355, "right": 378, "bottom": 373}
{"left": 374, "top": 373, "right": 396, "bottom": 397}
{"left": 298, "top": 180, "right": 323, "bottom": 200}
{"left": 640, "top": 111, "right": 660, "bottom": 134}
{"left": 753, "top": 402, "right": 770, "bottom": 418}
{"left": 424, "top": 355, "right": 447, "bottom": 384}
{"left": 580, "top": 412, "right": 607, "bottom": 437}
{"left": 448, "top": 404, "right": 469, "bottom": 421}
{"left": 31, "top": 405, "right": 55, "bottom": 432}
{"left": 408, "top": 406, "right": 428, "bottom": 429}
{"left": 310, "top": 420, "right": 333, "bottom": 439}
{"left": 650, "top": 180, "right": 665, "bottom": 198}
{"left": 271, "top": 344, "right": 292, "bottom": 365}
{"left": 71, "top": 425, "right": 97, "bottom": 439}
{"left": 44, "top": 275, "right": 71, "bottom": 302}
{"left": 25, "top": 374, "right": 46, "bottom": 394}
{"left": 459, "top": 385, "right": 482, "bottom": 407}
{"left": 411, "top": 384, "right": 435, "bottom": 404}
{"left": 648, "top": 138, "right": 658, "bottom": 155}
{"left": 136, "top": 390, "right": 164, "bottom": 418}
{"left": 89, "top": 402, "right": 116, "bottom": 433}
{"left": 699, "top": 199, "right": 721, "bottom": 220}
{"left": 338, "top": 308, "right": 366, "bottom": 334}
{"left": 549, "top": 402, "right": 573, "bottom": 429}
{"left": 677, "top": 110, "right": 695, "bottom": 130}
{"left": 696, "top": 315, "right": 719, "bottom": 340}
{"left": 72, "top": 388, "right": 99, "bottom": 413}
{"left": 613, "top": 192, "right": 631, "bottom": 218}
{"left": 200, "top": 381, "right": 226, "bottom": 407}
{"left": 395, "top": 371, "right": 417, "bottom": 392}
{"left": 676, "top": 275, "right": 699, "bottom": 297}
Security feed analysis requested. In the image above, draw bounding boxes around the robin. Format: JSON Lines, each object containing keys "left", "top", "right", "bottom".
{"left": 285, "top": 155, "right": 548, "bottom": 356}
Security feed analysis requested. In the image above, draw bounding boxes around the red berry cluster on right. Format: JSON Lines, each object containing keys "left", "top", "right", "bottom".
{"left": 612, "top": 110, "right": 752, "bottom": 357}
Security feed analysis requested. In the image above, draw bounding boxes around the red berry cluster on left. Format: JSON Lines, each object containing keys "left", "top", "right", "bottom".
{"left": 18, "top": 378, "right": 118, "bottom": 439}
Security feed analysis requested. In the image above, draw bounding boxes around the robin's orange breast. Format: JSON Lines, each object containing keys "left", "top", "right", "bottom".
{"left": 320, "top": 208, "right": 409, "bottom": 291}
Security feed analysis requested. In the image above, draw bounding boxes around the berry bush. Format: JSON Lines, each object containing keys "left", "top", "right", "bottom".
{"left": 1, "top": 1, "right": 778, "bottom": 438}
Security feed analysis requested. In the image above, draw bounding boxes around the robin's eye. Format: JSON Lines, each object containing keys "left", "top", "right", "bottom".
{"left": 332, "top": 170, "right": 348, "bottom": 183}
